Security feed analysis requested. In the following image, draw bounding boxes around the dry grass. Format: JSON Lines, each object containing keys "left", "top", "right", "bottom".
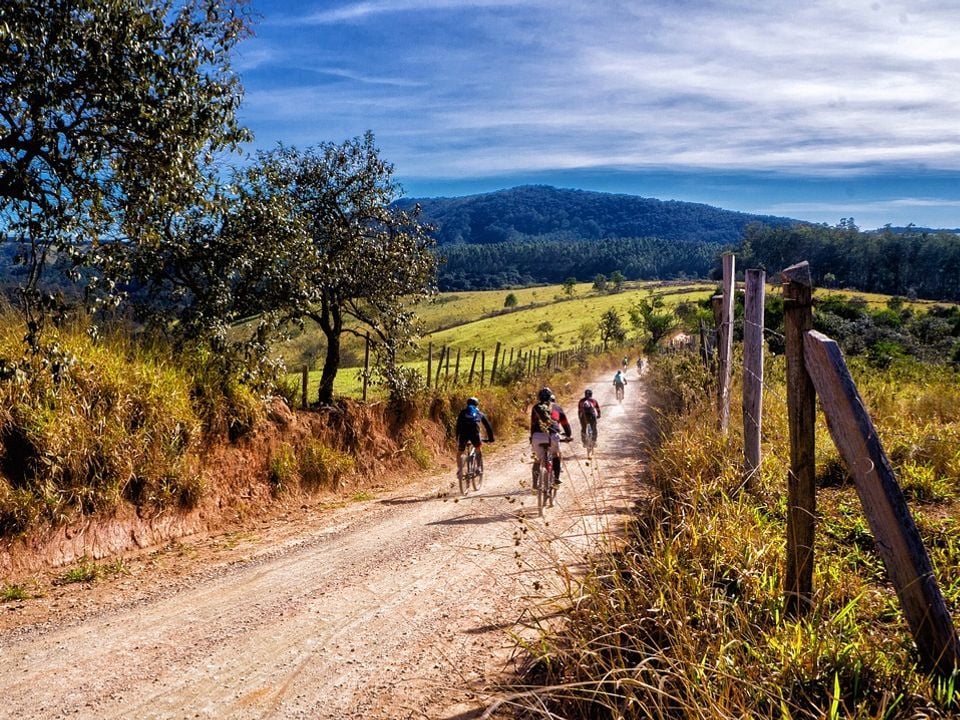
{"left": 510, "top": 350, "right": 960, "bottom": 719}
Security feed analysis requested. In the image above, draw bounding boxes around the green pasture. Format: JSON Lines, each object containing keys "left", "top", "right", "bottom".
{"left": 290, "top": 280, "right": 716, "bottom": 402}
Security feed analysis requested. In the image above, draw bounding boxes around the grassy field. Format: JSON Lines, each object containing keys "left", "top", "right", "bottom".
{"left": 285, "top": 280, "right": 716, "bottom": 401}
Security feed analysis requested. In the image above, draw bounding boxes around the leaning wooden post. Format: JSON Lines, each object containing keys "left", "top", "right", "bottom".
{"left": 444, "top": 346, "right": 451, "bottom": 384}
{"left": 509, "top": 347, "right": 515, "bottom": 365}
{"left": 717, "top": 253, "right": 735, "bottom": 433}
{"left": 804, "top": 330, "right": 960, "bottom": 675}
{"left": 454, "top": 348, "right": 461, "bottom": 384}
{"left": 468, "top": 350, "right": 478, "bottom": 384}
{"left": 490, "top": 341, "right": 502, "bottom": 385}
{"left": 537, "top": 347, "right": 542, "bottom": 370}
{"left": 362, "top": 333, "right": 370, "bottom": 402}
{"left": 742, "top": 269, "right": 765, "bottom": 486}
{"left": 434, "top": 346, "right": 444, "bottom": 387}
{"left": 301, "top": 365, "right": 309, "bottom": 409}
{"left": 782, "top": 261, "right": 817, "bottom": 617}
{"left": 480, "top": 350, "right": 486, "bottom": 388}
{"left": 426, "top": 342, "right": 433, "bottom": 389}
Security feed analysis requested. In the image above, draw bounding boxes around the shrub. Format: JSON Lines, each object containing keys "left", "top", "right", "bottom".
{"left": 298, "top": 440, "right": 355, "bottom": 489}
{"left": 268, "top": 443, "right": 298, "bottom": 494}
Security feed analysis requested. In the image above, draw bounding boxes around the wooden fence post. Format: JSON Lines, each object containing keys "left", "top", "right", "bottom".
{"left": 480, "top": 350, "right": 486, "bottom": 388}
{"left": 426, "top": 342, "right": 433, "bottom": 389}
{"left": 804, "top": 330, "right": 960, "bottom": 675}
{"left": 491, "top": 341, "right": 502, "bottom": 385}
{"left": 362, "top": 333, "right": 370, "bottom": 402}
{"left": 454, "top": 348, "right": 461, "bottom": 384}
{"left": 742, "top": 268, "right": 765, "bottom": 485}
{"left": 444, "top": 346, "right": 451, "bottom": 384}
{"left": 718, "top": 253, "right": 735, "bottom": 432}
{"left": 782, "top": 261, "right": 817, "bottom": 617}
{"left": 468, "top": 350, "right": 478, "bottom": 384}
{"left": 301, "top": 365, "right": 308, "bottom": 410}
{"left": 537, "top": 347, "right": 542, "bottom": 370}
{"left": 435, "top": 346, "right": 445, "bottom": 387}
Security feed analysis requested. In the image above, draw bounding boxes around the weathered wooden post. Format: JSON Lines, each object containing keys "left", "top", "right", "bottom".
{"left": 362, "top": 333, "right": 370, "bottom": 402}
{"left": 537, "top": 347, "right": 542, "bottom": 370}
{"left": 717, "top": 253, "right": 735, "bottom": 432}
{"left": 480, "top": 350, "right": 486, "bottom": 388}
{"left": 301, "top": 365, "right": 308, "bottom": 410}
{"left": 490, "top": 341, "right": 502, "bottom": 385}
{"left": 468, "top": 349, "right": 478, "bottom": 384}
{"left": 435, "top": 346, "right": 445, "bottom": 387}
{"left": 804, "top": 330, "right": 960, "bottom": 675}
{"left": 454, "top": 348, "right": 461, "bottom": 384}
{"left": 782, "top": 261, "right": 816, "bottom": 617}
{"left": 444, "top": 345, "right": 451, "bottom": 384}
{"left": 426, "top": 342, "right": 433, "bottom": 389}
{"left": 742, "top": 269, "right": 765, "bottom": 485}
{"left": 509, "top": 347, "right": 515, "bottom": 365}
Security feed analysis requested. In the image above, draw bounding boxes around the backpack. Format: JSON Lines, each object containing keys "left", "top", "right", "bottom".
{"left": 582, "top": 399, "right": 598, "bottom": 419}
{"left": 533, "top": 402, "right": 553, "bottom": 434}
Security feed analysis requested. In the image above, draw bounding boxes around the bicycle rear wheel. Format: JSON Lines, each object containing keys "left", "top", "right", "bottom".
{"left": 460, "top": 449, "right": 473, "bottom": 495}
{"left": 537, "top": 464, "right": 550, "bottom": 515}
{"left": 585, "top": 424, "right": 596, "bottom": 458}
{"left": 471, "top": 453, "right": 483, "bottom": 491}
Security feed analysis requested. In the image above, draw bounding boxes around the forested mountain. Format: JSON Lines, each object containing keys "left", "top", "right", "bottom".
{"left": 395, "top": 185, "right": 801, "bottom": 289}
{"left": 396, "top": 185, "right": 798, "bottom": 246}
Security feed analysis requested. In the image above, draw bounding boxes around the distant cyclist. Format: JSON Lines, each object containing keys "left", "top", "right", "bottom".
{"left": 577, "top": 388, "right": 601, "bottom": 444}
{"left": 622, "top": 356, "right": 629, "bottom": 369}
{"left": 613, "top": 369, "right": 627, "bottom": 400}
{"left": 456, "top": 397, "right": 494, "bottom": 480}
{"left": 529, "top": 387, "right": 572, "bottom": 486}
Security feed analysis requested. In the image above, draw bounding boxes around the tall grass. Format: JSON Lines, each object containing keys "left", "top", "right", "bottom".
{"left": 0, "top": 314, "right": 263, "bottom": 535}
{"left": 512, "top": 350, "right": 960, "bottom": 719}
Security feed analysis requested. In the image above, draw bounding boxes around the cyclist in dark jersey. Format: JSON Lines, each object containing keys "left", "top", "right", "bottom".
{"left": 456, "top": 397, "right": 494, "bottom": 479}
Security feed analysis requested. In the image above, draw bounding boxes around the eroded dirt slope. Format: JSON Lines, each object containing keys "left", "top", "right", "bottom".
{"left": 0, "top": 371, "right": 649, "bottom": 719}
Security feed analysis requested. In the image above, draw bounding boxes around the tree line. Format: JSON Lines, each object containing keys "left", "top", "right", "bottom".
{"left": 738, "top": 221, "right": 960, "bottom": 302}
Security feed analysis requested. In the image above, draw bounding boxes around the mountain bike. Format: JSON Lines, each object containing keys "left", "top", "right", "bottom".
{"left": 534, "top": 436, "right": 572, "bottom": 516}
{"left": 614, "top": 382, "right": 625, "bottom": 402}
{"left": 459, "top": 444, "right": 484, "bottom": 495}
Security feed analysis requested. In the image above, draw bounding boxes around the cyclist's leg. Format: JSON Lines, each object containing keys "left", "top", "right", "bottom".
{"left": 550, "top": 433, "right": 561, "bottom": 482}
{"left": 591, "top": 416, "right": 598, "bottom": 440}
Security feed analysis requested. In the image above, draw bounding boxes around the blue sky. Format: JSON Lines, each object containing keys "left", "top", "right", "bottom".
{"left": 234, "top": 1, "right": 960, "bottom": 230}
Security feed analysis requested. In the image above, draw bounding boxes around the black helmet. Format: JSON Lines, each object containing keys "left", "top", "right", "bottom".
{"left": 584, "top": 388, "right": 593, "bottom": 398}
{"left": 537, "top": 387, "right": 553, "bottom": 403}
{"left": 467, "top": 397, "right": 479, "bottom": 407}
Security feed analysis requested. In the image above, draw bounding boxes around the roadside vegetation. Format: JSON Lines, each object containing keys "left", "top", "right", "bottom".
{"left": 513, "top": 294, "right": 960, "bottom": 719}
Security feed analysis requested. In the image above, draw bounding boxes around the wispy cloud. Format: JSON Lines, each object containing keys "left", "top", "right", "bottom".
{"left": 239, "top": 0, "right": 960, "bottom": 224}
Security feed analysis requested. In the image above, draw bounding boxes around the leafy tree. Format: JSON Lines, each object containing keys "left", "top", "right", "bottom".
{"left": 562, "top": 277, "right": 577, "bottom": 296}
{"left": 598, "top": 308, "right": 626, "bottom": 350}
{"left": 592, "top": 274, "right": 608, "bottom": 292}
{"left": 504, "top": 293, "right": 518, "bottom": 308}
{"left": 0, "top": 0, "right": 251, "bottom": 347}
{"left": 243, "top": 134, "right": 436, "bottom": 404}
{"left": 629, "top": 299, "right": 676, "bottom": 350}
{"left": 536, "top": 321, "right": 554, "bottom": 342}
{"left": 577, "top": 322, "right": 595, "bottom": 347}
{"left": 610, "top": 270, "right": 626, "bottom": 292}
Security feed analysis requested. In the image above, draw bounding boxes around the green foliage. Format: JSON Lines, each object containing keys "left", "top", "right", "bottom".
{"left": 298, "top": 440, "right": 355, "bottom": 489}
{"left": 610, "top": 270, "right": 626, "bottom": 291}
{"left": 1, "top": 584, "right": 32, "bottom": 602}
{"left": 0, "top": 0, "right": 251, "bottom": 346}
{"left": 598, "top": 308, "right": 626, "bottom": 348}
{"left": 740, "top": 221, "right": 960, "bottom": 302}
{"left": 248, "top": 134, "right": 437, "bottom": 404}
{"left": 562, "top": 277, "right": 577, "bottom": 296}
{"left": 503, "top": 293, "right": 518, "bottom": 308}
{"left": 592, "top": 273, "right": 608, "bottom": 291}
{"left": 629, "top": 297, "right": 677, "bottom": 350}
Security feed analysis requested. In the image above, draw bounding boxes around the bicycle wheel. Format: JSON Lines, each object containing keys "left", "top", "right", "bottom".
{"left": 537, "top": 464, "right": 550, "bottom": 516}
{"left": 585, "top": 424, "right": 596, "bottom": 458}
{"left": 471, "top": 452, "right": 483, "bottom": 491}
{"left": 460, "top": 449, "right": 472, "bottom": 495}
{"left": 548, "top": 463, "right": 557, "bottom": 507}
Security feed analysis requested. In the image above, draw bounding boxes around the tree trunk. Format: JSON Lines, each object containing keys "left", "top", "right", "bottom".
{"left": 314, "top": 302, "right": 342, "bottom": 405}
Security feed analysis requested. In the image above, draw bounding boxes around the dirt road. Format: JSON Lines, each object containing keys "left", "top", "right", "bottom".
{"left": 0, "top": 371, "right": 649, "bottom": 719}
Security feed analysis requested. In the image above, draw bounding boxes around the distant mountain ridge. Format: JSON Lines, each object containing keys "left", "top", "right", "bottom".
{"left": 396, "top": 185, "right": 800, "bottom": 246}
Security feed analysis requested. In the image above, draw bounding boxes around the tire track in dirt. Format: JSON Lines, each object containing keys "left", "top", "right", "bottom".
{"left": 0, "top": 370, "right": 649, "bottom": 719}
